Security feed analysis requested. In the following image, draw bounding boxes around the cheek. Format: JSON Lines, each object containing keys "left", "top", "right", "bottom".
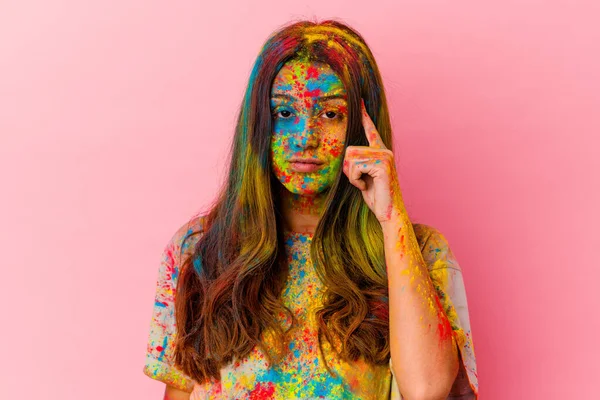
{"left": 273, "top": 117, "right": 305, "bottom": 136}
{"left": 270, "top": 136, "right": 286, "bottom": 168}
{"left": 320, "top": 123, "right": 347, "bottom": 159}
{"left": 270, "top": 119, "right": 306, "bottom": 151}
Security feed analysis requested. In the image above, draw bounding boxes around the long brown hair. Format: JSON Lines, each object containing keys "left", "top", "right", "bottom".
{"left": 174, "top": 19, "right": 395, "bottom": 383}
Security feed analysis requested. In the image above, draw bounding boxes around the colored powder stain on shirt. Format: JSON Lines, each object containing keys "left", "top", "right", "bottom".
{"left": 191, "top": 230, "right": 393, "bottom": 399}
{"left": 143, "top": 213, "right": 479, "bottom": 399}
{"left": 248, "top": 381, "right": 275, "bottom": 399}
{"left": 157, "top": 335, "right": 168, "bottom": 361}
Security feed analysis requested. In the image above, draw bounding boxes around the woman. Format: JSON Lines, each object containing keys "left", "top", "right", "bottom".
{"left": 143, "top": 20, "right": 478, "bottom": 399}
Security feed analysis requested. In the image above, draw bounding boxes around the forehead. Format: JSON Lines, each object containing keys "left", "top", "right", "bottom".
{"left": 270, "top": 60, "right": 346, "bottom": 98}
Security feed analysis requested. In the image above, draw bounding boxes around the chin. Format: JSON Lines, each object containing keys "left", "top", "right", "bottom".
{"left": 283, "top": 183, "right": 328, "bottom": 196}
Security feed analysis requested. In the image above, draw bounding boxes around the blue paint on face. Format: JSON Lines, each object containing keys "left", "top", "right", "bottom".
{"left": 305, "top": 72, "right": 341, "bottom": 93}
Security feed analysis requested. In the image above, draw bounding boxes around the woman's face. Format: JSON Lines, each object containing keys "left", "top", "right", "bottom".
{"left": 270, "top": 60, "right": 348, "bottom": 196}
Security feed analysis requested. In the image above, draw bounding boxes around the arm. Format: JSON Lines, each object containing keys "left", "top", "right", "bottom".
{"left": 164, "top": 384, "right": 191, "bottom": 400}
{"left": 343, "top": 100, "right": 461, "bottom": 399}
{"left": 382, "top": 209, "right": 459, "bottom": 400}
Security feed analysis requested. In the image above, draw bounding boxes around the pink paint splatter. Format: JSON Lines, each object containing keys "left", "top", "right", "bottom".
{"left": 249, "top": 382, "right": 275, "bottom": 399}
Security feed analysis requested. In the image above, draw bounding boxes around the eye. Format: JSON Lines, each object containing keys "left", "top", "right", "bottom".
{"left": 273, "top": 109, "right": 294, "bottom": 119}
{"left": 323, "top": 110, "right": 340, "bottom": 119}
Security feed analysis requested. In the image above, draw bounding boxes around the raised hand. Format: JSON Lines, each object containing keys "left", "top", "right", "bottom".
{"left": 342, "top": 99, "right": 404, "bottom": 224}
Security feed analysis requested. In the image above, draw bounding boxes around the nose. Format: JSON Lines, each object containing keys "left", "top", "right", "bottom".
{"left": 289, "top": 118, "right": 319, "bottom": 152}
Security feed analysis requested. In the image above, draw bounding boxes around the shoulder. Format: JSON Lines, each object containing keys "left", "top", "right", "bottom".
{"left": 412, "top": 223, "right": 446, "bottom": 249}
{"left": 412, "top": 223, "right": 460, "bottom": 271}
{"left": 164, "top": 211, "right": 207, "bottom": 266}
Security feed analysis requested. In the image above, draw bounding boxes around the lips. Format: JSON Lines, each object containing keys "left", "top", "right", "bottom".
{"left": 288, "top": 157, "right": 324, "bottom": 173}
{"left": 289, "top": 157, "right": 324, "bottom": 165}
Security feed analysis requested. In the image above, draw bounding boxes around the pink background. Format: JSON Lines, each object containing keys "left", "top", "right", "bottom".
{"left": 1, "top": 1, "right": 598, "bottom": 398}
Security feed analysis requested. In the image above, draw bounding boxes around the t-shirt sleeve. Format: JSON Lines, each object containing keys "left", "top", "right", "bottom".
{"left": 419, "top": 225, "right": 479, "bottom": 399}
{"left": 143, "top": 218, "right": 203, "bottom": 392}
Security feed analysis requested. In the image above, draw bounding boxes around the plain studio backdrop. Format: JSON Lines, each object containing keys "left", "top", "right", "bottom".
{"left": 1, "top": 1, "right": 598, "bottom": 399}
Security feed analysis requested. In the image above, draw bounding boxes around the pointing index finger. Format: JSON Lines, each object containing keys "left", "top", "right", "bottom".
{"left": 361, "top": 99, "right": 386, "bottom": 149}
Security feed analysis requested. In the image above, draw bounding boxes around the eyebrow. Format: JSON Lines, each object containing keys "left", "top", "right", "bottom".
{"left": 271, "top": 93, "right": 347, "bottom": 102}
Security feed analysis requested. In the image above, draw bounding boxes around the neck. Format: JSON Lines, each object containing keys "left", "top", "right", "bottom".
{"left": 278, "top": 187, "right": 328, "bottom": 234}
